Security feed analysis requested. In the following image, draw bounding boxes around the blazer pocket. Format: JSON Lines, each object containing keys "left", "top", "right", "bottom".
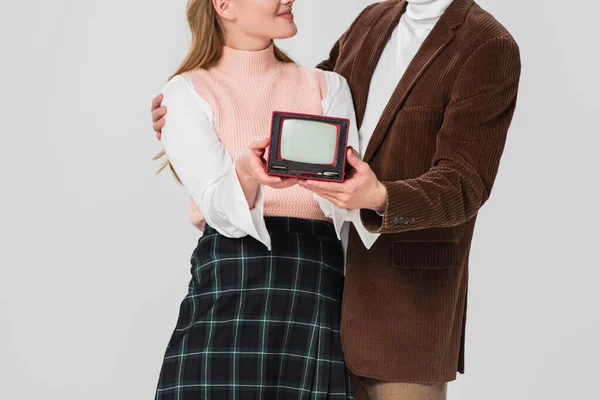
{"left": 392, "top": 241, "right": 461, "bottom": 269}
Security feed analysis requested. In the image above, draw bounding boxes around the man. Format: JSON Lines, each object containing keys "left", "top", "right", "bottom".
{"left": 150, "top": 0, "right": 521, "bottom": 398}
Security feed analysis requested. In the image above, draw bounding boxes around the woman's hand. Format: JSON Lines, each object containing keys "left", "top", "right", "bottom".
{"left": 236, "top": 138, "right": 298, "bottom": 190}
{"left": 235, "top": 138, "right": 298, "bottom": 209}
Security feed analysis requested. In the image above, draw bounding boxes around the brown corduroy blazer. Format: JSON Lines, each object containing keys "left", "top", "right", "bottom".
{"left": 316, "top": 0, "right": 521, "bottom": 383}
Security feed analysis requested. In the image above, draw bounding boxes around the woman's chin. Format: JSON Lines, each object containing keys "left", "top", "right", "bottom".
{"left": 273, "top": 25, "right": 298, "bottom": 40}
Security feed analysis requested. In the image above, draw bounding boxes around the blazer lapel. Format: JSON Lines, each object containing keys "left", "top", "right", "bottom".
{"left": 351, "top": 1, "right": 407, "bottom": 129}
{"left": 362, "top": 0, "right": 474, "bottom": 163}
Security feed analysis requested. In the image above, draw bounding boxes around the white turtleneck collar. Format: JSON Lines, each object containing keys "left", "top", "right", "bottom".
{"left": 405, "top": 0, "right": 454, "bottom": 30}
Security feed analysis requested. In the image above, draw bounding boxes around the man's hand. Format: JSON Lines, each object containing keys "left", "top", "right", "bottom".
{"left": 152, "top": 94, "right": 166, "bottom": 140}
{"left": 299, "top": 148, "right": 387, "bottom": 211}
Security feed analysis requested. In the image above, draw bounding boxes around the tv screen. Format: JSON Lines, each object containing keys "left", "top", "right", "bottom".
{"left": 279, "top": 119, "right": 338, "bottom": 164}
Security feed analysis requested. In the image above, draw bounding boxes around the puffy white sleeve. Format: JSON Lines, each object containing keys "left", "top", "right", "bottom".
{"left": 160, "top": 75, "right": 271, "bottom": 250}
{"left": 317, "top": 71, "right": 380, "bottom": 249}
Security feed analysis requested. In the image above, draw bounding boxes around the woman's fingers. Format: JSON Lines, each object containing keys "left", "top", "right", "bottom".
{"left": 248, "top": 137, "right": 271, "bottom": 151}
{"left": 256, "top": 175, "right": 283, "bottom": 185}
{"left": 239, "top": 144, "right": 298, "bottom": 187}
{"left": 252, "top": 163, "right": 281, "bottom": 185}
{"left": 267, "top": 178, "right": 299, "bottom": 189}
{"left": 251, "top": 165, "right": 298, "bottom": 188}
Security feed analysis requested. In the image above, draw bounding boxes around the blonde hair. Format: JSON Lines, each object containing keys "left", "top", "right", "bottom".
{"left": 154, "top": 0, "right": 294, "bottom": 183}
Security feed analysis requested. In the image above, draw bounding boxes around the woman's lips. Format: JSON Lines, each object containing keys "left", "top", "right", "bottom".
{"left": 278, "top": 11, "right": 294, "bottom": 20}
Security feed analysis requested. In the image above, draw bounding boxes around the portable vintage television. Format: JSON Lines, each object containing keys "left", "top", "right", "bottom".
{"left": 266, "top": 112, "right": 350, "bottom": 182}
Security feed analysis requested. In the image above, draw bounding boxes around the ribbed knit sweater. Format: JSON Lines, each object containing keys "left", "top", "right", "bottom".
{"left": 184, "top": 45, "right": 327, "bottom": 226}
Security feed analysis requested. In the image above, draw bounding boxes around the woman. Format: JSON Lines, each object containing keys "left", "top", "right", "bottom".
{"left": 152, "top": 0, "right": 376, "bottom": 398}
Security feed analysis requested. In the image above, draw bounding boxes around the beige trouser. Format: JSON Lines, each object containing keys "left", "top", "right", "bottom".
{"left": 352, "top": 374, "right": 448, "bottom": 400}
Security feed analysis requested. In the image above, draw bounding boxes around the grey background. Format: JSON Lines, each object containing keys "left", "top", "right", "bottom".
{"left": 1, "top": 0, "right": 599, "bottom": 398}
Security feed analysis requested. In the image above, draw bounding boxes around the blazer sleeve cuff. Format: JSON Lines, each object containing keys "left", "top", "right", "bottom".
{"left": 359, "top": 181, "right": 419, "bottom": 234}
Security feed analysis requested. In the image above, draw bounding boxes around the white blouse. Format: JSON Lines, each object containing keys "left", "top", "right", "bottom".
{"left": 160, "top": 71, "right": 380, "bottom": 255}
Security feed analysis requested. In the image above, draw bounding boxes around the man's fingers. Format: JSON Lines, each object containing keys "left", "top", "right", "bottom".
{"left": 344, "top": 168, "right": 358, "bottom": 180}
{"left": 299, "top": 179, "right": 346, "bottom": 193}
{"left": 153, "top": 118, "right": 165, "bottom": 135}
{"left": 299, "top": 184, "right": 346, "bottom": 206}
{"left": 152, "top": 107, "right": 167, "bottom": 123}
{"left": 151, "top": 94, "right": 163, "bottom": 112}
{"left": 307, "top": 189, "right": 343, "bottom": 208}
{"left": 346, "top": 147, "right": 368, "bottom": 172}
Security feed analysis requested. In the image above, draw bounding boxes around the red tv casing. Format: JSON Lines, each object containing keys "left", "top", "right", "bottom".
{"left": 266, "top": 111, "right": 350, "bottom": 182}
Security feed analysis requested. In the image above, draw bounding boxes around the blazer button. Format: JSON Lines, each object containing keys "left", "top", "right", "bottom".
{"left": 404, "top": 218, "right": 410, "bottom": 225}
{"left": 392, "top": 217, "right": 400, "bottom": 225}
{"left": 410, "top": 217, "right": 416, "bottom": 224}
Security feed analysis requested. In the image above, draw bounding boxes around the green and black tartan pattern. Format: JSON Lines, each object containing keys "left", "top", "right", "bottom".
{"left": 155, "top": 217, "right": 353, "bottom": 399}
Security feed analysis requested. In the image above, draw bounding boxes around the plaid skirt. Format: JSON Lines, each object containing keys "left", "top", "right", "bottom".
{"left": 155, "top": 217, "right": 353, "bottom": 399}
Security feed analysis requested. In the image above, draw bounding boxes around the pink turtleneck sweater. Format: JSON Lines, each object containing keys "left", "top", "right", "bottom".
{"left": 160, "top": 44, "right": 379, "bottom": 251}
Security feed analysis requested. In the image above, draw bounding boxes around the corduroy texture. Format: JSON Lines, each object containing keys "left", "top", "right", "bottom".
{"left": 316, "top": 0, "right": 521, "bottom": 383}
{"left": 184, "top": 44, "right": 328, "bottom": 229}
